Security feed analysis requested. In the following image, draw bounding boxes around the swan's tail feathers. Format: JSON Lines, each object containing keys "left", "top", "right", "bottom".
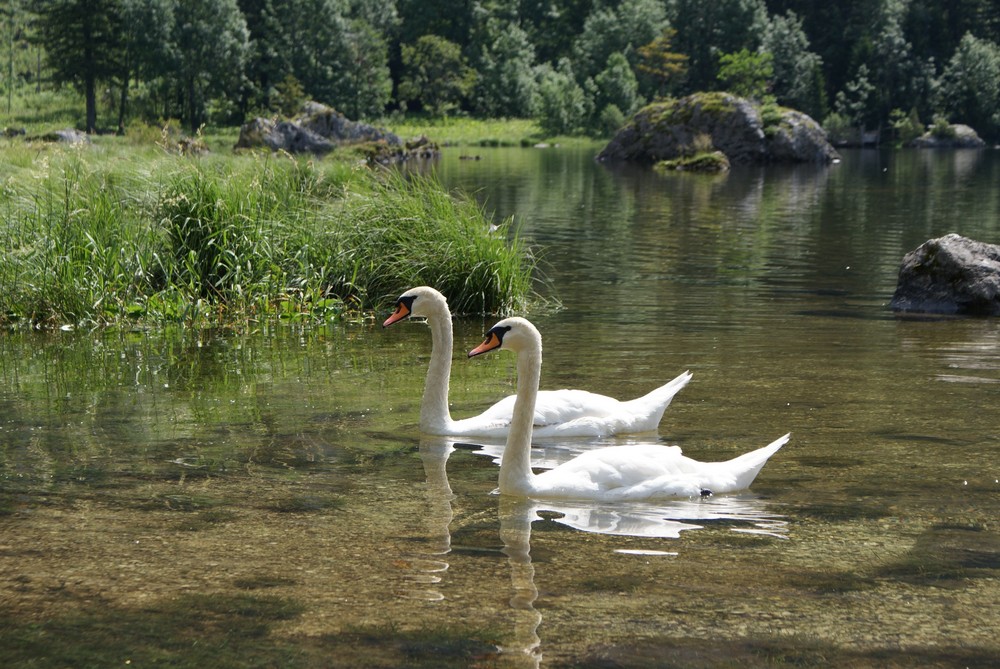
{"left": 725, "top": 433, "right": 790, "bottom": 491}
{"left": 629, "top": 370, "right": 693, "bottom": 421}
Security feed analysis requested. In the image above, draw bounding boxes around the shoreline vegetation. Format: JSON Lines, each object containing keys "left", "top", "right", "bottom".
{"left": 0, "top": 122, "right": 542, "bottom": 331}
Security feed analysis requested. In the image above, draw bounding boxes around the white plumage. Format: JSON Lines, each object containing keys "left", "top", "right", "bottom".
{"left": 469, "top": 317, "right": 789, "bottom": 501}
{"left": 384, "top": 286, "right": 691, "bottom": 438}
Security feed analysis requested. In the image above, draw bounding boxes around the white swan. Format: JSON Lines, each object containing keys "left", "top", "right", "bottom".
{"left": 383, "top": 286, "right": 691, "bottom": 438}
{"left": 468, "top": 317, "right": 789, "bottom": 500}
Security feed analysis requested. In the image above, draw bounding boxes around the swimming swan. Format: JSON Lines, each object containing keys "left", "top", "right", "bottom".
{"left": 468, "top": 317, "right": 789, "bottom": 500}
{"left": 384, "top": 286, "right": 691, "bottom": 438}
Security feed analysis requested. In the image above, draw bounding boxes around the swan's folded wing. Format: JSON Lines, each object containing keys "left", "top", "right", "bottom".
{"left": 535, "top": 445, "right": 699, "bottom": 499}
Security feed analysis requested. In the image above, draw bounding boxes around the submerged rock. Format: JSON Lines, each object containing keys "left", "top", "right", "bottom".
{"left": 597, "top": 92, "right": 839, "bottom": 166}
{"left": 890, "top": 234, "right": 1000, "bottom": 316}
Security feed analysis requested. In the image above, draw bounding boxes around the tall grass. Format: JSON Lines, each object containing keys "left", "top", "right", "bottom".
{"left": 0, "top": 141, "right": 534, "bottom": 328}
{"left": 324, "top": 171, "right": 533, "bottom": 313}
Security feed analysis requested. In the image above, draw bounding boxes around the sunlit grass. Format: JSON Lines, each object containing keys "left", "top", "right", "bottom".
{"left": 0, "top": 140, "right": 535, "bottom": 328}
{"left": 383, "top": 115, "right": 600, "bottom": 149}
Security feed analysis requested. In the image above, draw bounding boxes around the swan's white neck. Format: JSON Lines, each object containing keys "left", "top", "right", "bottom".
{"left": 499, "top": 336, "right": 542, "bottom": 496}
{"left": 420, "top": 312, "right": 454, "bottom": 433}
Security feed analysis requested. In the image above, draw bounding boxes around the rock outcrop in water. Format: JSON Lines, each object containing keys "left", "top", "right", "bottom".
{"left": 906, "top": 124, "right": 986, "bottom": 148}
{"left": 890, "top": 234, "right": 1000, "bottom": 316}
{"left": 597, "top": 92, "right": 840, "bottom": 166}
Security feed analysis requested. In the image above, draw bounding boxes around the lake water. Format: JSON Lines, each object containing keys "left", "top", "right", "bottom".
{"left": 1, "top": 147, "right": 998, "bottom": 667}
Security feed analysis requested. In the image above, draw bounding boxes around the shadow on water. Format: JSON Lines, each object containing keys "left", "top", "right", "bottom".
{"left": 0, "top": 595, "right": 499, "bottom": 669}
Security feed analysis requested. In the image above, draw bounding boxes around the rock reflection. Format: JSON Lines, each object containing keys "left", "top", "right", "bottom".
{"left": 396, "top": 438, "right": 456, "bottom": 601}
{"left": 898, "top": 319, "right": 1000, "bottom": 385}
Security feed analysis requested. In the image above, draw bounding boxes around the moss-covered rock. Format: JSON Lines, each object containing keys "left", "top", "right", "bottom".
{"left": 654, "top": 150, "right": 730, "bottom": 173}
{"left": 597, "top": 92, "right": 839, "bottom": 166}
{"left": 907, "top": 123, "right": 986, "bottom": 148}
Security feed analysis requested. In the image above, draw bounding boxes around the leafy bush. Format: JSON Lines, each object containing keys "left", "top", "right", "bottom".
{"left": 890, "top": 108, "right": 924, "bottom": 144}
{"left": 536, "top": 60, "right": 590, "bottom": 136}
{"left": 930, "top": 115, "right": 957, "bottom": 139}
{"left": 821, "top": 111, "right": 855, "bottom": 145}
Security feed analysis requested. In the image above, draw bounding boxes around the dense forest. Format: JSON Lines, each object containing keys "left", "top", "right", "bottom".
{"left": 3, "top": 0, "right": 1000, "bottom": 142}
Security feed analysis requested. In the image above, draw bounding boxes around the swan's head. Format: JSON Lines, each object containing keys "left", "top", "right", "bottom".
{"left": 468, "top": 317, "right": 540, "bottom": 357}
{"left": 382, "top": 286, "right": 448, "bottom": 327}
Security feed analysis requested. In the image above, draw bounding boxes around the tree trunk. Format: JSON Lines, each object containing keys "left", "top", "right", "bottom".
{"left": 85, "top": 71, "right": 97, "bottom": 134}
{"left": 187, "top": 76, "right": 199, "bottom": 134}
{"left": 82, "top": 20, "right": 96, "bottom": 134}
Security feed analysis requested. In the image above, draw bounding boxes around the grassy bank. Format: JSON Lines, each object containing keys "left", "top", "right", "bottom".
{"left": 383, "top": 115, "right": 600, "bottom": 148}
{"left": 0, "top": 139, "right": 534, "bottom": 329}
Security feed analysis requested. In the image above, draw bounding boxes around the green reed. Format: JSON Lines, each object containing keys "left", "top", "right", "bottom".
{"left": 0, "top": 141, "right": 534, "bottom": 328}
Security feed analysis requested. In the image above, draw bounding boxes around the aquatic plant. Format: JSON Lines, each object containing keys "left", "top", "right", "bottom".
{"left": 0, "top": 142, "right": 534, "bottom": 328}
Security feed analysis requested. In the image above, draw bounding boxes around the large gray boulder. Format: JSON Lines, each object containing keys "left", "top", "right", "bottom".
{"left": 236, "top": 117, "right": 335, "bottom": 154}
{"left": 907, "top": 124, "right": 986, "bottom": 148}
{"left": 597, "top": 92, "right": 840, "bottom": 165}
{"left": 890, "top": 234, "right": 1000, "bottom": 316}
{"left": 235, "top": 102, "right": 401, "bottom": 154}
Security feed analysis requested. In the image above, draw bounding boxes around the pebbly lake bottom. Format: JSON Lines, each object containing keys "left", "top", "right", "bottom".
{"left": 2, "top": 438, "right": 997, "bottom": 669}
{"left": 1, "top": 322, "right": 998, "bottom": 668}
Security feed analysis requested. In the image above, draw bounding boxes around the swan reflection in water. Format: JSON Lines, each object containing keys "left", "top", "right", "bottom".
{"left": 395, "top": 438, "right": 456, "bottom": 601}
{"left": 498, "top": 497, "right": 543, "bottom": 669}
{"left": 398, "top": 437, "right": 787, "bottom": 665}
{"left": 495, "top": 492, "right": 787, "bottom": 668}
{"left": 465, "top": 439, "right": 788, "bottom": 539}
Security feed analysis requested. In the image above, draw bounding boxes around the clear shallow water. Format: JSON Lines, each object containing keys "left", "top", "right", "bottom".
{"left": 1, "top": 148, "right": 999, "bottom": 667}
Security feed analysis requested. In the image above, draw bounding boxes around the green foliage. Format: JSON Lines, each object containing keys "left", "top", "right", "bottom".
{"left": 0, "top": 145, "right": 534, "bottom": 328}
{"left": 717, "top": 49, "right": 774, "bottom": 100}
{"left": 339, "top": 19, "right": 393, "bottom": 120}
{"left": 172, "top": 0, "right": 250, "bottom": 132}
{"left": 584, "top": 51, "right": 646, "bottom": 136}
{"left": 834, "top": 63, "right": 875, "bottom": 128}
{"left": 273, "top": 74, "right": 307, "bottom": 118}
{"left": 937, "top": 32, "right": 1000, "bottom": 139}
{"left": 636, "top": 28, "right": 689, "bottom": 98}
{"left": 593, "top": 52, "right": 641, "bottom": 123}
{"left": 330, "top": 172, "right": 534, "bottom": 315}
{"left": 596, "top": 104, "right": 626, "bottom": 137}
{"left": 930, "top": 115, "right": 957, "bottom": 139}
{"left": 758, "top": 98, "right": 785, "bottom": 136}
{"left": 471, "top": 19, "right": 539, "bottom": 118}
{"left": 382, "top": 116, "right": 553, "bottom": 146}
{"left": 762, "top": 11, "right": 825, "bottom": 118}
{"left": 654, "top": 150, "right": 729, "bottom": 173}
{"left": 535, "top": 59, "right": 590, "bottom": 136}
{"left": 12, "top": 0, "right": 1000, "bottom": 141}
{"left": 571, "top": 0, "right": 668, "bottom": 83}
{"left": 821, "top": 111, "right": 854, "bottom": 145}
{"left": 398, "top": 35, "right": 476, "bottom": 117}
{"left": 890, "top": 107, "right": 925, "bottom": 143}
{"left": 668, "top": 0, "right": 770, "bottom": 92}
{"left": 868, "top": 0, "right": 935, "bottom": 128}
{"left": 34, "top": 0, "right": 124, "bottom": 132}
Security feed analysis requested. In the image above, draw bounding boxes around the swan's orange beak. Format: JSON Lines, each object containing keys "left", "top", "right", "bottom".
{"left": 382, "top": 301, "right": 410, "bottom": 327}
{"left": 469, "top": 332, "right": 502, "bottom": 357}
